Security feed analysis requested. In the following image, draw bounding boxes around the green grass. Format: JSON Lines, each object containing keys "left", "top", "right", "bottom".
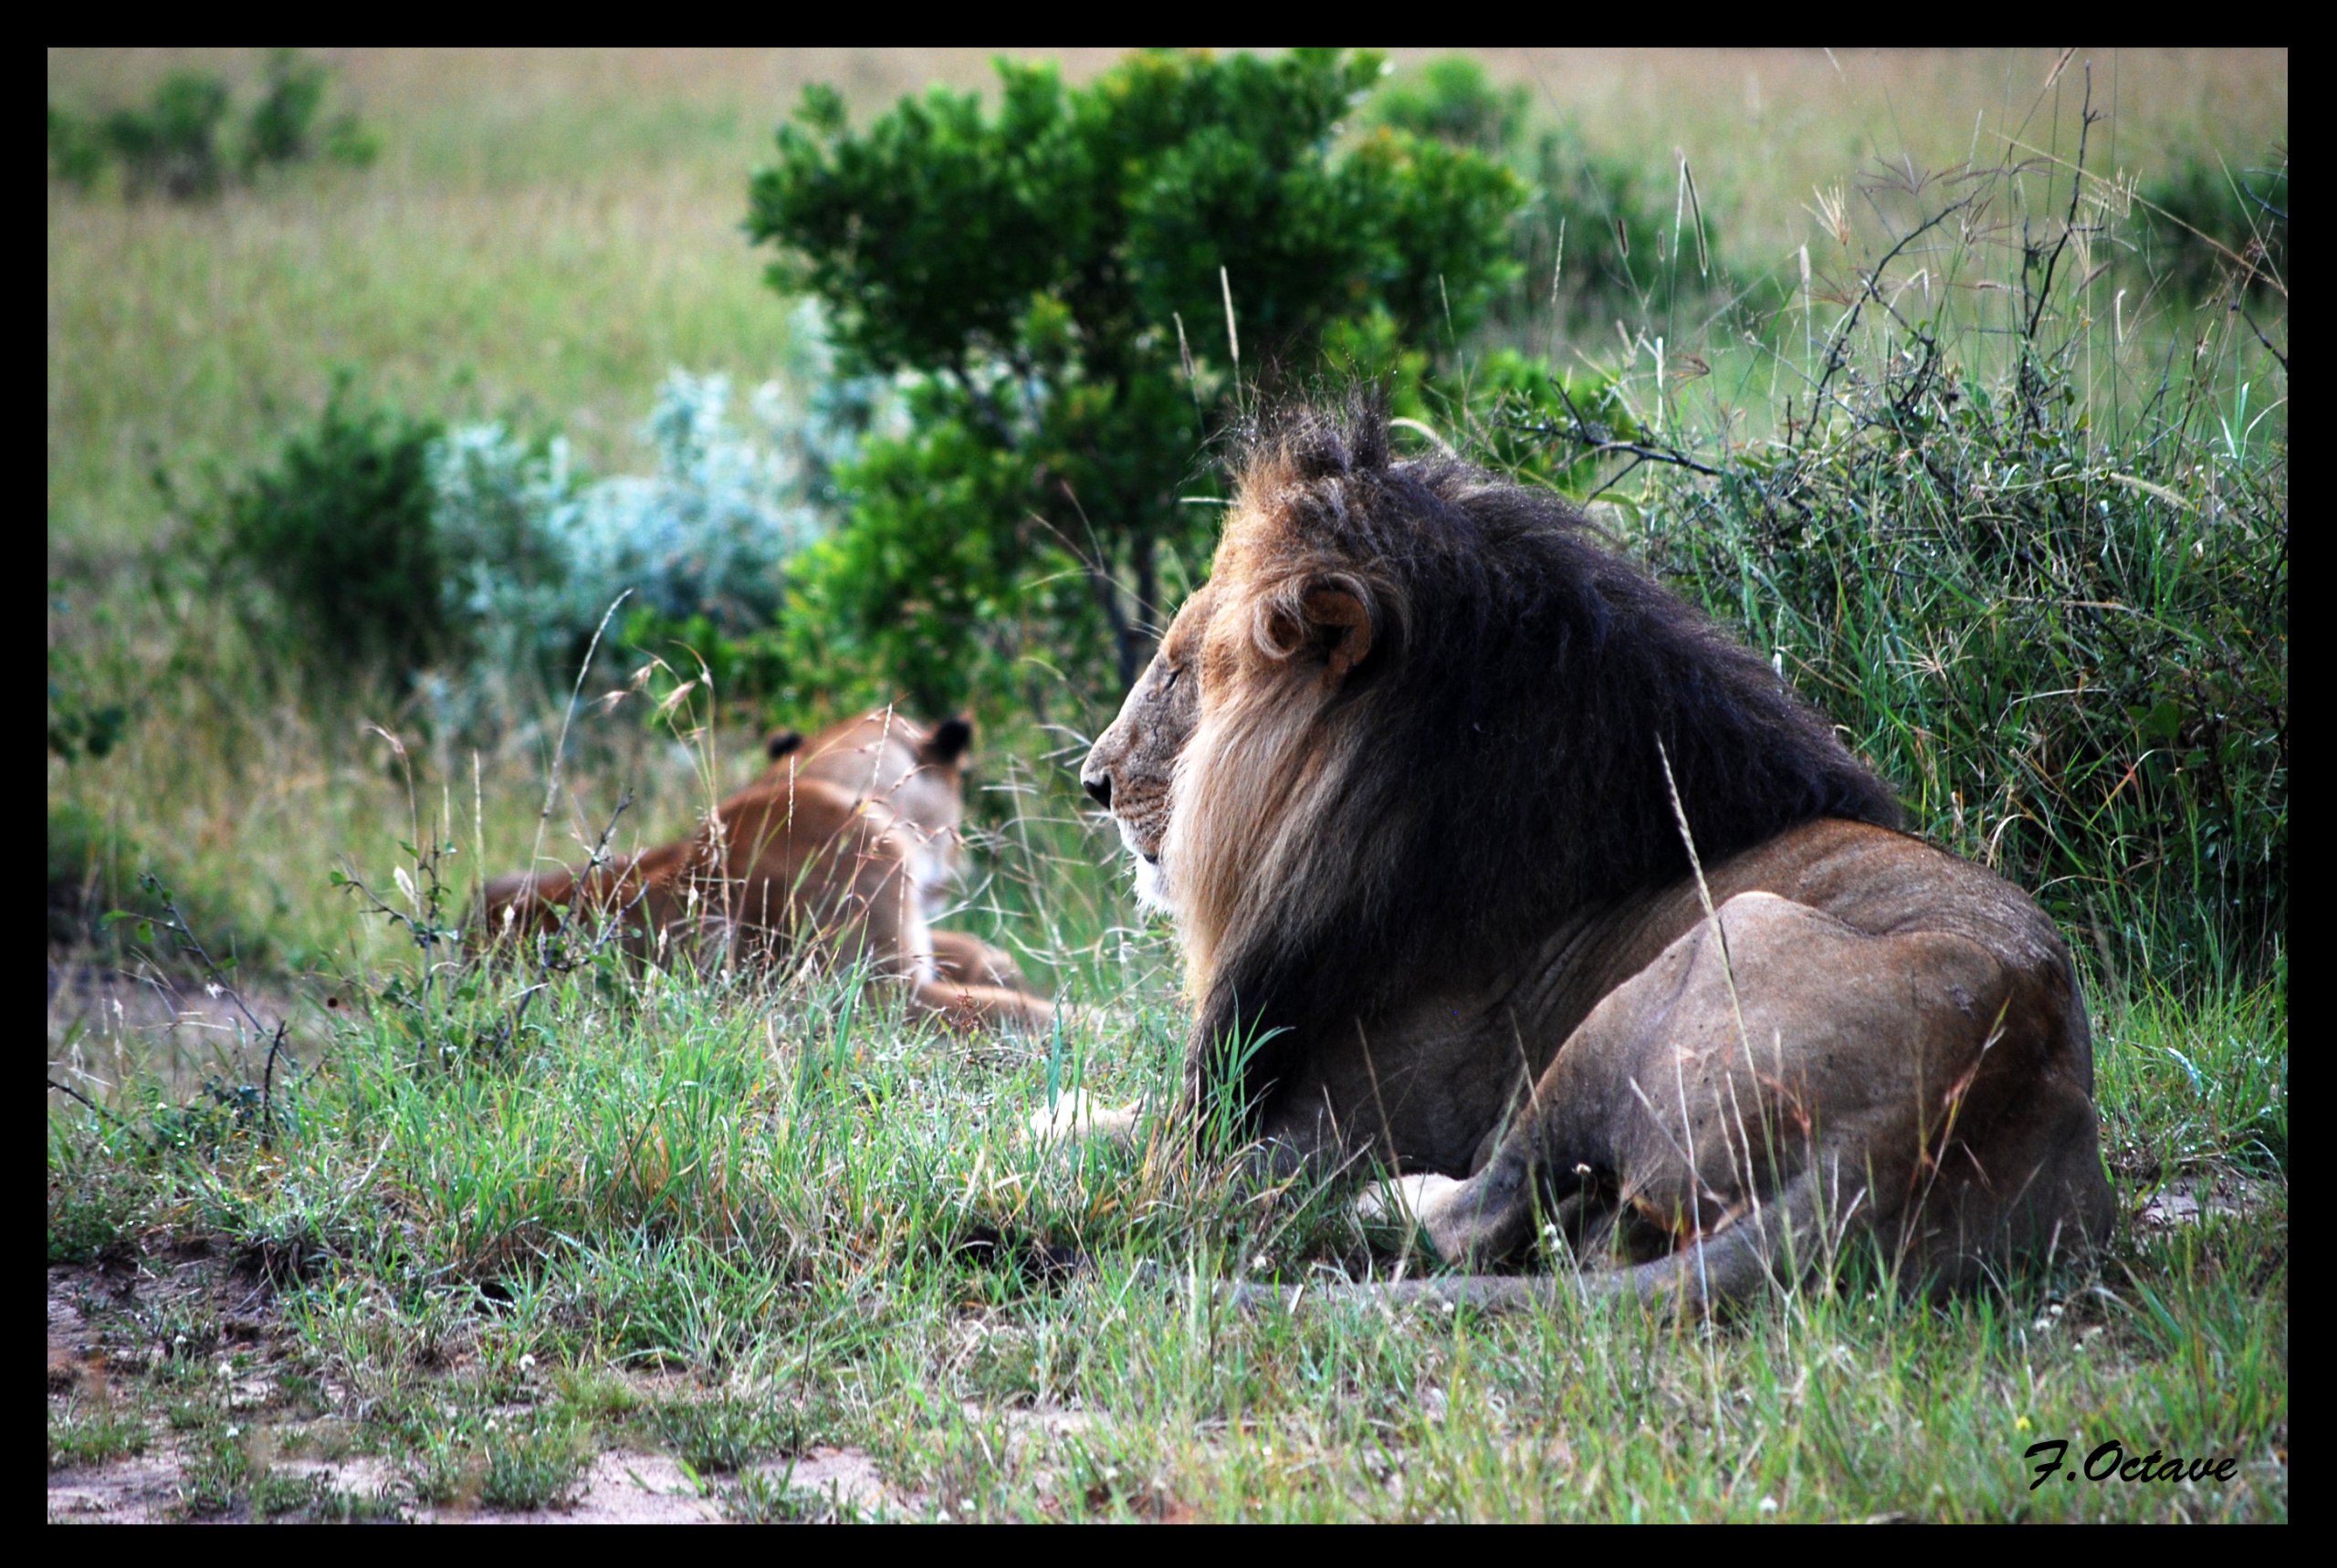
{"left": 2096, "top": 983, "right": 2289, "bottom": 1179}
{"left": 46, "top": 179, "right": 802, "bottom": 563}
{"left": 45, "top": 943, "right": 2287, "bottom": 1520}
{"left": 48, "top": 48, "right": 2283, "bottom": 1521}
{"left": 47, "top": 1399, "right": 150, "bottom": 1471}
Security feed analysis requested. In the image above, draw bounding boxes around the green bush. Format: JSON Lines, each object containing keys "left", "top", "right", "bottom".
{"left": 748, "top": 48, "right": 1525, "bottom": 718}
{"left": 218, "top": 384, "right": 447, "bottom": 686}
{"left": 241, "top": 47, "right": 329, "bottom": 172}
{"left": 48, "top": 50, "right": 375, "bottom": 199}
{"left": 2133, "top": 150, "right": 2288, "bottom": 306}
{"left": 46, "top": 105, "right": 105, "bottom": 190}
{"left": 103, "top": 69, "right": 232, "bottom": 199}
{"left": 420, "top": 364, "right": 840, "bottom": 735}
{"left": 213, "top": 363, "right": 843, "bottom": 728}
{"left": 1368, "top": 55, "right": 1525, "bottom": 155}
{"left": 547, "top": 371, "right": 818, "bottom": 642}
{"left": 1627, "top": 391, "right": 2286, "bottom": 988}
{"left": 1490, "top": 142, "right": 2286, "bottom": 989}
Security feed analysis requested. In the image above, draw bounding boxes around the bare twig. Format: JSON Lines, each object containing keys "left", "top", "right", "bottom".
{"left": 47, "top": 1075, "right": 117, "bottom": 1123}
{"left": 1808, "top": 195, "right": 1975, "bottom": 419}
{"left": 1508, "top": 374, "right": 1725, "bottom": 489}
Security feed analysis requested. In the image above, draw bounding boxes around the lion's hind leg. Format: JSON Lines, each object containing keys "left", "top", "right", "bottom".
{"left": 1368, "top": 893, "right": 1934, "bottom": 1301}
{"left": 1247, "top": 1161, "right": 1839, "bottom": 1316}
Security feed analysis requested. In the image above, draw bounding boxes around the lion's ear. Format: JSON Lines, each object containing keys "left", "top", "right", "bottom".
{"left": 1257, "top": 578, "right": 1375, "bottom": 688}
{"left": 765, "top": 727, "right": 804, "bottom": 761}
{"left": 1302, "top": 582, "right": 1374, "bottom": 688}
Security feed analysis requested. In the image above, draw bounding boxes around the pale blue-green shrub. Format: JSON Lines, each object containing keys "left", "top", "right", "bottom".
{"left": 418, "top": 350, "right": 879, "bottom": 739}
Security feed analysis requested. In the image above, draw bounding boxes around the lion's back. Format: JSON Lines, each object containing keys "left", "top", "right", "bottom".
{"left": 1718, "top": 818, "right": 2080, "bottom": 993}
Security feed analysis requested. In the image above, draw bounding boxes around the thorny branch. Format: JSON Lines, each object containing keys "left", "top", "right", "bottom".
{"left": 1506, "top": 373, "right": 1725, "bottom": 500}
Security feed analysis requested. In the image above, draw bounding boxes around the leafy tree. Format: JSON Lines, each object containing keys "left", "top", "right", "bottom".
{"left": 104, "top": 70, "right": 231, "bottom": 199}
{"left": 1368, "top": 54, "right": 1525, "bottom": 155}
{"left": 242, "top": 47, "right": 331, "bottom": 172}
{"left": 47, "top": 106, "right": 106, "bottom": 190}
{"left": 747, "top": 49, "right": 1525, "bottom": 717}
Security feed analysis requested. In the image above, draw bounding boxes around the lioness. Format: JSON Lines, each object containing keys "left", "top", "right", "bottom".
{"left": 479, "top": 710, "right": 1054, "bottom": 1033}
{"left": 1081, "top": 401, "right": 2113, "bottom": 1308}
{"left": 757, "top": 711, "right": 1032, "bottom": 994}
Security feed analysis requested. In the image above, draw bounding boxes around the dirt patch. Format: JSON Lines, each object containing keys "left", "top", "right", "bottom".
{"left": 47, "top": 1451, "right": 188, "bottom": 1524}
{"left": 760, "top": 1447, "right": 914, "bottom": 1521}
{"left": 48, "top": 1256, "right": 294, "bottom": 1522}
{"left": 435, "top": 1451, "right": 724, "bottom": 1524}
{"left": 47, "top": 1256, "right": 930, "bottom": 1523}
{"left": 2136, "top": 1171, "right": 2277, "bottom": 1230}
{"left": 48, "top": 1255, "right": 278, "bottom": 1388}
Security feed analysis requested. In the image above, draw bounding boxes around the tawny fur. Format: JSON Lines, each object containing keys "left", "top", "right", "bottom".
{"left": 480, "top": 710, "right": 1051, "bottom": 1032}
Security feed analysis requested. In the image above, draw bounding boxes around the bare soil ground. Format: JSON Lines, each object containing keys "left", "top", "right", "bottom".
{"left": 46, "top": 1250, "right": 942, "bottom": 1523}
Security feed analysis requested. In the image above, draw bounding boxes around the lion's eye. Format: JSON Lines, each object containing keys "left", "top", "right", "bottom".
{"left": 1161, "top": 664, "right": 1181, "bottom": 690}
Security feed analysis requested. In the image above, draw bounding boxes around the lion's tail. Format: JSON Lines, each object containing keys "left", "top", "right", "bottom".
{"left": 1232, "top": 1167, "right": 1842, "bottom": 1316}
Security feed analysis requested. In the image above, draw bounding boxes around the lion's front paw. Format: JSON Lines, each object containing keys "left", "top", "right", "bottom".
{"left": 1026, "top": 1089, "right": 1139, "bottom": 1146}
{"left": 1356, "top": 1173, "right": 1467, "bottom": 1260}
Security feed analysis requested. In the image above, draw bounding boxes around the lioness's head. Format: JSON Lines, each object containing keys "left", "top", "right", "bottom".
{"left": 768, "top": 709, "right": 977, "bottom": 897}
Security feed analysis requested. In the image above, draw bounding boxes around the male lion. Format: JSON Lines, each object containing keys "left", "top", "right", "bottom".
{"left": 479, "top": 710, "right": 1054, "bottom": 1033}
{"left": 1081, "top": 402, "right": 2114, "bottom": 1309}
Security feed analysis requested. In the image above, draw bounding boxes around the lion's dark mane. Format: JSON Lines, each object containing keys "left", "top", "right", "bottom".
{"left": 1200, "top": 399, "right": 1902, "bottom": 1122}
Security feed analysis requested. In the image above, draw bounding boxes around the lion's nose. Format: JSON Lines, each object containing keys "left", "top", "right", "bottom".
{"left": 1083, "top": 771, "right": 1112, "bottom": 810}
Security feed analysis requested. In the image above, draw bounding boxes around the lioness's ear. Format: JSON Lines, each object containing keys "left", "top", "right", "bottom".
{"left": 922, "top": 716, "right": 975, "bottom": 767}
{"left": 765, "top": 727, "right": 804, "bottom": 760}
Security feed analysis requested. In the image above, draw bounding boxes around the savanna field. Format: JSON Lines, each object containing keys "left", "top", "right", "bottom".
{"left": 47, "top": 48, "right": 2284, "bottom": 1521}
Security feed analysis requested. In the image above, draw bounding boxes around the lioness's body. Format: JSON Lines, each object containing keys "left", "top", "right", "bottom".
{"left": 480, "top": 712, "right": 1053, "bottom": 1032}
{"left": 758, "top": 712, "right": 1030, "bottom": 993}
{"left": 1082, "top": 401, "right": 2112, "bottom": 1307}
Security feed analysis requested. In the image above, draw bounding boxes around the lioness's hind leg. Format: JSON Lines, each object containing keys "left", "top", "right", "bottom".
{"left": 929, "top": 927, "right": 1031, "bottom": 992}
{"left": 908, "top": 976, "right": 1060, "bottom": 1035}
